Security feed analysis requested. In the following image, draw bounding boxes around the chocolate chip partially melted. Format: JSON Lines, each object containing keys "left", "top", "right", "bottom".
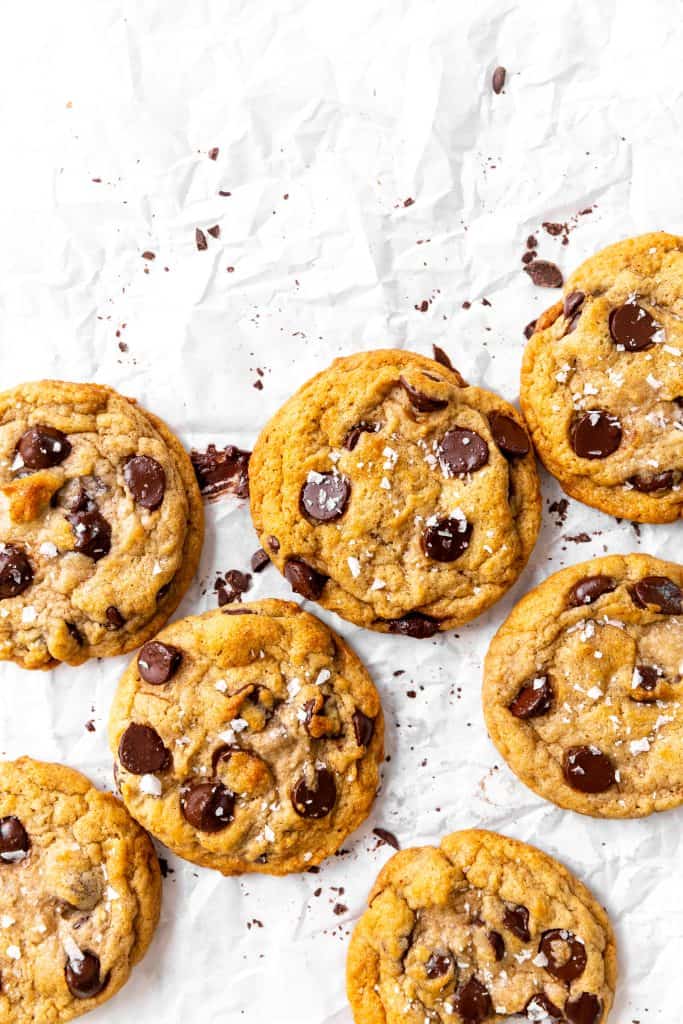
{"left": 138, "top": 641, "right": 183, "bottom": 684}
{"left": 452, "top": 977, "right": 492, "bottom": 1022}
{"left": 488, "top": 412, "right": 530, "bottom": 458}
{"left": 16, "top": 425, "right": 71, "bottom": 469}
{"left": 525, "top": 994, "right": 562, "bottom": 1021}
{"left": 67, "top": 510, "right": 111, "bottom": 561}
{"left": 65, "top": 951, "right": 109, "bottom": 1000}
{"left": 180, "top": 781, "right": 235, "bottom": 832}
{"left": 352, "top": 710, "right": 375, "bottom": 747}
{"left": 422, "top": 515, "right": 472, "bottom": 562}
{"left": 123, "top": 455, "right": 166, "bottom": 510}
{"left": 488, "top": 930, "right": 505, "bottom": 960}
{"left": 565, "top": 992, "right": 602, "bottom": 1024}
{"left": 632, "top": 664, "right": 661, "bottom": 698}
{"left": 284, "top": 558, "right": 328, "bottom": 600}
{"left": 343, "top": 421, "right": 380, "bottom": 451}
{"left": 300, "top": 472, "right": 350, "bottom": 522}
{"left": 503, "top": 902, "right": 530, "bottom": 941}
{"left": 508, "top": 675, "right": 553, "bottom": 719}
{"left": 399, "top": 376, "right": 448, "bottom": 412}
{"left": 425, "top": 952, "right": 452, "bottom": 979}
{"left": 291, "top": 767, "right": 336, "bottom": 818}
{"left": 609, "top": 302, "right": 658, "bottom": 351}
{"left": 629, "top": 470, "right": 676, "bottom": 494}
{"left": 631, "top": 575, "right": 682, "bottom": 613}
{"left": 564, "top": 746, "right": 615, "bottom": 794}
{"left": 118, "top": 723, "right": 171, "bottom": 775}
{"left": 568, "top": 574, "right": 616, "bottom": 607}
{"left": 105, "top": 606, "right": 124, "bottom": 630}
{"left": 438, "top": 428, "right": 489, "bottom": 475}
{"left": 570, "top": 411, "right": 622, "bottom": 459}
{"left": 385, "top": 612, "right": 439, "bottom": 638}
{"left": 539, "top": 928, "right": 587, "bottom": 982}
{"left": 564, "top": 290, "right": 585, "bottom": 320}
{"left": 0, "top": 544, "right": 33, "bottom": 599}
{"left": 0, "top": 816, "right": 30, "bottom": 862}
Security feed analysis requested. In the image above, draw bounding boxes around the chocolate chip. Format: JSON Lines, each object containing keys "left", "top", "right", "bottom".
{"left": 432, "top": 345, "right": 454, "bottom": 370}
{"left": 563, "top": 746, "right": 615, "bottom": 794}
{"left": 569, "top": 410, "right": 622, "bottom": 459}
{"left": 631, "top": 575, "right": 682, "bottom": 614}
{"left": 180, "top": 781, "right": 235, "bottom": 831}
{"left": 422, "top": 516, "right": 472, "bottom": 562}
{"left": 211, "top": 743, "right": 242, "bottom": 773}
{"left": 564, "top": 992, "right": 602, "bottom": 1024}
{"left": 488, "top": 412, "right": 530, "bottom": 458}
{"left": 118, "top": 723, "right": 171, "bottom": 774}
{"left": 53, "top": 475, "right": 105, "bottom": 513}
{"left": 453, "top": 977, "right": 492, "bottom": 1022}
{"left": 525, "top": 994, "right": 562, "bottom": 1021}
{"left": 563, "top": 290, "right": 585, "bottom": 319}
{"left": 425, "top": 953, "right": 452, "bottom": 978}
{"left": 609, "top": 302, "right": 658, "bottom": 351}
{"left": 399, "top": 376, "right": 448, "bottom": 412}
{"left": 0, "top": 545, "right": 33, "bottom": 599}
{"left": 105, "top": 606, "right": 124, "bottom": 630}
{"left": 291, "top": 767, "right": 336, "bottom": 818}
{"left": 67, "top": 510, "right": 111, "bottom": 561}
{"left": 123, "top": 455, "right": 166, "bottom": 510}
{"left": 250, "top": 548, "right": 270, "bottom": 573}
{"left": 190, "top": 444, "right": 250, "bottom": 500}
{"left": 524, "top": 260, "right": 563, "bottom": 288}
{"left": 300, "top": 472, "right": 351, "bottom": 522}
{"left": 629, "top": 470, "right": 675, "bottom": 493}
{"left": 508, "top": 675, "right": 553, "bottom": 719}
{"left": 0, "top": 817, "right": 30, "bottom": 862}
{"left": 503, "top": 903, "right": 530, "bottom": 941}
{"left": 65, "top": 951, "right": 109, "bottom": 999}
{"left": 352, "top": 710, "right": 375, "bottom": 747}
{"left": 16, "top": 425, "right": 71, "bottom": 469}
{"left": 568, "top": 575, "right": 617, "bottom": 607}
{"left": 524, "top": 319, "right": 537, "bottom": 339}
{"left": 492, "top": 66, "right": 506, "bottom": 94}
{"left": 488, "top": 931, "right": 505, "bottom": 960}
{"left": 284, "top": 558, "right": 328, "bottom": 600}
{"left": 267, "top": 535, "right": 280, "bottom": 553}
{"left": 539, "top": 929, "right": 587, "bottom": 982}
{"left": 632, "top": 664, "right": 661, "bottom": 699}
{"left": 386, "top": 612, "right": 439, "bottom": 638}
{"left": 156, "top": 580, "right": 173, "bottom": 603}
{"left": 343, "top": 421, "right": 380, "bottom": 451}
{"left": 138, "top": 641, "right": 182, "bottom": 684}
{"left": 438, "top": 428, "right": 489, "bottom": 475}
{"left": 66, "top": 622, "right": 84, "bottom": 646}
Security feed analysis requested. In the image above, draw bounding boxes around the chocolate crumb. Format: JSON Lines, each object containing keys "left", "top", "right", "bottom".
{"left": 549, "top": 498, "right": 569, "bottom": 526}
{"left": 373, "top": 827, "right": 400, "bottom": 850}
{"left": 524, "top": 260, "right": 563, "bottom": 288}
{"left": 141, "top": 251, "right": 156, "bottom": 260}
{"left": 85, "top": 720, "right": 95, "bottom": 733}
{"left": 492, "top": 66, "right": 506, "bottom": 94}
{"left": 191, "top": 444, "right": 251, "bottom": 501}
{"left": 195, "top": 228, "right": 208, "bottom": 251}
{"left": 403, "top": 197, "right": 414, "bottom": 207}
{"left": 208, "top": 147, "right": 219, "bottom": 160}
{"left": 207, "top": 224, "right": 220, "bottom": 239}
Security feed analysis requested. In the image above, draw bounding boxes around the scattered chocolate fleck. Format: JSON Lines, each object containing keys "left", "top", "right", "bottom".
{"left": 191, "top": 444, "right": 251, "bottom": 500}
{"left": 403, "top": 197, "right": 414, "bottom": 207}
{"left": 549, "top": 498, "right": 569, "bottom": 526}
{"left": 415, "top": 300, "right": 429, "bottom": 313}
{"left": 141, "top": 251, "right": 156, "bottom": 260}
{"left": 218, "top": 190, "right": 232, "bottom": 196}
{"left": 85, "top": 720, "right": 95, "bottom": 733}
{"left": 158, "top": 857, "right": 174, "bottom": 878}
{"left": 526, "top": 235, "right": 538, "bottom": 249}
{"left": 524, "top": 260, "right": 563, "bottom": 288}
{"left": 207, "top": 224, "right": 220, "bottom": 239}
{"left": 195, "top": 228, "right": 208, "bottom": 251}
{"left": 208, "top": 147, "right": 219, "bottom": 160}
{"left": 492, "top": 66, "right": 506, "bottom": 94}
{"left": 372, "top": 827, "right": 400, "bottom": 850}
{"left": 333, "top": 903, "right": 347, "bottom": 916}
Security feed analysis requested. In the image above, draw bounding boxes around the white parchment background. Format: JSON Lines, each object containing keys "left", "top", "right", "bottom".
{"left": 0, "top": 0, "right": 681, "bottom": 1020}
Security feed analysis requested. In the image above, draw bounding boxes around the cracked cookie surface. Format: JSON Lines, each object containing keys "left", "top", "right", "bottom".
{"left": 0, "top": 380, "right": 203, "bottom": 668}
{"left": 0, "top": 758, "right": 161, "bottom": 1024}
{"left": 109, "top": 599, "right": 384, "bottom": 875}
{"left": 521, "top": 233, "right": 683, "bottom": 522}
{"left": 347, "top": 829, "right": 616, "bottom": 1024}
{"left": 249, "top": 350, "right": 541, "bottom": 636}
{"left": 483, "top": 554, "right": 683, "bottom": 818}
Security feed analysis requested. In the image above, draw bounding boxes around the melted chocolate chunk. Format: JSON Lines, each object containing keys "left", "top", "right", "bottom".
{"left": 250, "top": 548, "right": 270, "bottom": 573}
{"left": 453, "top": 977, "right": 492, "bottom": 1022}
{"left": 180, "top": 781, "right": 235, "bottom": 831}
{"left": 629, "top": 470, "right": 675, "bottom": 493}
{"left": 525, "top": 993, "right": 562, "bottom": 1021}
{"left": 399, "top": 376, "right": 448, "bottom": 412}
{"left": 539, "top": 929, "right": 587, "bottom": 982}
{"left": 525, "top": 260, "right": 563, "bottom": 288}
{"left": 352, "top": 710, "right": 375, "bottom": 747}
{"left": 386, "top": 612, "right": 439, "bottom": 638}
{"left": 190, "top": 444, "right": 250, "bottom": 500}
{"left": 488, "top": 412, "right": 530, "bottom": 458}
{"left": 67, "top": 510, "right": 111, "bottom": 561}
{"left": 492, "top": 65, "right": 506, "bottom": 94}
{"left": 291, "top": 767, "right": 336, "bottom": 818}
{"left": 609, "top": 302, "right": 658, "bottom": 351}
{"left": 508, "top": 675, "right": 553, "bottom": 718}
{"left": 16, "top": 425, "right": 71, "bottom": 469}
{"left": 0, "top": 816, "right": 30, "bottom": 862}
{"left": 267, "top": 535, "right": 280, "bottom": 553}
{"left": 138, "top": 641, "right": 183, "bottom": 684}
{"left": 53, "top": 475, "right": 105, "bottom": 513}
{"left": 488, "top": 930, "right": 505, "bottom": 961}
{"left": 563, "top": 746, "right": 615, "bottom": 794}
{"left": 425, "top": 952, "right": 452, "bottom": 978}
{"left": 284, "top": 558, "right": 328, "bottom": 600}
{"left": 631, "top": 575, "right": 682, "bottom": 614}
{"left": 422, "top": 515, "right": 472, "bottom": 562}
{"left": 104, "top": 606, "right": 124, "bottom": 630}
{"left": 0, "top": 545, "right": 33, "bottom": 599}
{"left": 568, "top": 574, "right": 617, "bottom": 607}
{"left": 123, "top": 455, "right": 166, "bottom": 510}
{"left": 211, "top": 743, "right": 242, "bottom": 773}
{"left": 563, "top": 290, "right": 585, "bottom": 320}
{"left": 633, "top": 664, "right": 661, "bottom": 694}
{"left": 65, "top": 951, "right": 109, "bottom": 999}
{"left": 570, "top": 411, "right": 622, "bottom": 459}
{"left": 503, "top": 903, "right": 530, "bottom": 941}
{"left": 438, "top": 428, "right": 489, "bottom": 475}
{"left": 343, "top": 421, "right": 380, "bottom": 450}
{"left": 300, "top": 472, "right": 351, "bottom": 522}
{"left": 118, "top": 723, "right": 171, "bottom": 775}
{"left": 564, "top": 992, "right": 602, "bottom": 1024}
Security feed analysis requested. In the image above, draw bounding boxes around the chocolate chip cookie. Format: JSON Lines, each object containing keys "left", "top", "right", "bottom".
{"left": 109, "top": 599, "right": 383, "bottom": 875}
{"left": 0, "top": 757, "right": 161, "bottom": 1023}
{"left": 521, "top": 233, "right": 683, "bottom": 522}
{"left": 483, "top": 554, "right": 683, "bottom": 817}
{"left": 249, "top": 350, "right": 541, "bottom": 636}
{"left": 0, "top": 380, "right": 204, "bottom": 668}
{"left": 347, "top": 828, "right": 616, "bottom": 1024}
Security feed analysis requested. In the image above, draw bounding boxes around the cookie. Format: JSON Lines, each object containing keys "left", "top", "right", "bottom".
{"left": 347, "top": 828, "right": 616, "bottom": 1024}
{"left": 0, "top": 757, "right": 161, "bottom": 1023}
{"left": 0, "top": 380, "right": 204, "bottom": 668}
{"left": 249, "top": 350, "right": 541, "bottom": 636}
{"left": 483, "top": 553, "right": 683, "bottom": 818}
{"left": 521, "top": 233, "right": 683, "bottom": 522}
{"left": 109, "top": 599, "right": 383, "bottom": 875}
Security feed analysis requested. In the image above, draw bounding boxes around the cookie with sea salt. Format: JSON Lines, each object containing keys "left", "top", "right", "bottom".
{"left": 521, "top": 233, "right": 683, "bottom": 522}
{"left": 347, "top": 828, "right": 616, "bottom": 1024}
{"left": 249, "top": 350, "right": 541, "bottom": 636}
{"left": 483, "top": 553, "right": 683, "bottom": 818}
{"left": 0, "top": 380, "right": 203, "bottom": 668}
{"left": 109, "top": 600, "right": 383, "bottom": 875}
{"left": 0, "top": 757, "right": 160, "bottom": 1023}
